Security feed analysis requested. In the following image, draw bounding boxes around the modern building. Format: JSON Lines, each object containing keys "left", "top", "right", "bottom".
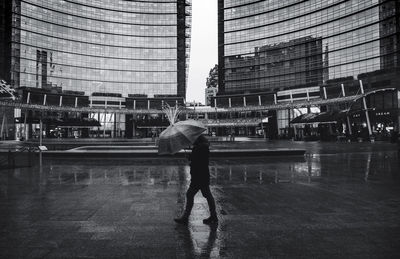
{"left": 216, "top": 0, "right": 400, "bottom": 140}
{"left": 205, "top": 86, "right": 218, "bottom": 106}
{"left": 1, "top": 0, "right": 192, "bottom": 139}
{"left": 0, "top": 80, "right": 15, "bottom": 139}
{"left": 205, "top": 64, "right": 218, "bottom": 105}
{"left": 223, "top": 36, "right": 323, "bottom": 94}
{"left": 0, "top": 1, "right": 12, "bottom": 83}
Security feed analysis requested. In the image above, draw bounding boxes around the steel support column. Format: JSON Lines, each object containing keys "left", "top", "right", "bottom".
{"left": 346, "top": 116, "right": 353, "bottom": 136}
{"left": 359, "top": 80, "right": 372, "bottom": 138}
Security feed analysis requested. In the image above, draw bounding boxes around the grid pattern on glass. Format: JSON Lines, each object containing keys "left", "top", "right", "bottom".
{"left": 224, "top": 5, "right": 380, "bottom": 49}
{"left": 22, "top": 3, "right": 177, "bottom": 37}
{"left": 224, "top": 0, "right": 373, "bottom": 32}
{"left": 65, "top": 0, "right": 177, "bottom": 13}
{"left": 223, "top": 0, "right": 286, "bottom": 9}
{"left": 221, "top": 0, "right": 396, "bottom": 94}
{"left": 225, "top": 34, "right": 382, "bottom": 72}
{"left": 19, "top": 46, "right": 177, "bottom": 71}
{"left": 224, "top": 57, "right": 382, "bottom": 93}
{"left": 19, "top": 17, "right": 178, "bottom": 49}
{"left": 226, "top": 0, "right": 327, "bottom": 21}
{"left": 26, "top": 0, "right": 178, "bottom": 23}
{"left": 12, "top": 0, "right": 182, "bottom": 96}
{"left": 18, "top": 72, "right": 178, "bottom": 96}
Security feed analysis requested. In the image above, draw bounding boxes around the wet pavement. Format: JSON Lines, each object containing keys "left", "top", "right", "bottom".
{"left": 0, "top": 142, "right": 400, "bottom": 258}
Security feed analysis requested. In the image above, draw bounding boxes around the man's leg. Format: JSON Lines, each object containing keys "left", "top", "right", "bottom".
{"left": 200, "top": 185, "right": 218, "bottom": 224}
{"left": 175, "top": 184, "right": 199, "bottom": 224}
{"left": 184, "top": 184, "right": 199, "bottom": 217}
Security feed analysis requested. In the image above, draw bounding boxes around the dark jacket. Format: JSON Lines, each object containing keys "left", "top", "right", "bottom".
{"left": 189, "top": 142, "right": 210, "bottom": 185}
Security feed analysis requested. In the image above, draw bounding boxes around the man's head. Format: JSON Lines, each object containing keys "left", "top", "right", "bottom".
{"left": 193, "top": 134, "right": 209, "bottom": 146}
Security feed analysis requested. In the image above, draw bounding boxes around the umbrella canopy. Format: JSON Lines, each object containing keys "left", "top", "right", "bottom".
{"left": 158, "top": 119, "right": 207, "bottom": 155}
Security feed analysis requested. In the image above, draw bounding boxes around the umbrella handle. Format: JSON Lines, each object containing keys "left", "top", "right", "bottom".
{"left": 183, "top": 148, "right": 191, "bottom": 161}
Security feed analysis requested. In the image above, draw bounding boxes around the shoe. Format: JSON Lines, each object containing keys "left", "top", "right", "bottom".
{"left": 174, "top": 216, "right": 189, "bottom": 224}
{"left": 203, "top": 216, "right": 218, "bottom": 224}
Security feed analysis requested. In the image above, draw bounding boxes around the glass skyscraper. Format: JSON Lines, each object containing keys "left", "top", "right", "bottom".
{"left": 9, "top": 0, "right": 191, "bottom": 98}
{"left": 0, "top": 0, "right": 191, "bottom": 139}
{"left": 215, "top": 0, "right": 399, "bottom": 140}
{"left": 218, "top": 0, "right": 399, "bottom": 94}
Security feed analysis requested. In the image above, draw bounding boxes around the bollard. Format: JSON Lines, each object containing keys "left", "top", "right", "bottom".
{"left": 7, "top": 150, "right": 11, "bottom": 168}
{"left": 398, "top": 135, "right": 400, "bottom": 156}
{"left": 7, "top": 150, "right": 15, "bottom": 168}
{"left": 28, "top": 148, "right": 32, "bottom": 166}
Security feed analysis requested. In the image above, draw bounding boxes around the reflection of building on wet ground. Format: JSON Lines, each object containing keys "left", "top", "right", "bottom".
{"left": 43, "top": 162, "right": 322, "bottom": 186}
{"left": 1, "top": 142, "right": 399, "bottom": 258}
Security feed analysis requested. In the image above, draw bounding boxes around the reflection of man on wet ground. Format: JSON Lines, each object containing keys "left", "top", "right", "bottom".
{"left": 176, "top": 223, "right": 218, "bottom": 258}
{"left": 174, "top": 135, "right": 218, "bottom": 224}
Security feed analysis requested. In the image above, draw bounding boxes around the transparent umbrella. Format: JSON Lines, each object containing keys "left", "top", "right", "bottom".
{"left": 158, "top": 119, "right": 206, "bottom": 155}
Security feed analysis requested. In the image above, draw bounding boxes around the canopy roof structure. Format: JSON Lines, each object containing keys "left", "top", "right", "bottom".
{"left": 0, "top": 95, "right": 360, "bottom": 114}
{"left": 0, "top": 87, "right": 396, "bottom": 115}
{"left": 290, "top": 111, "right": 348, "bottom": 125}
{"left": 201, "top": 118, "right": 261, "bottom": 127}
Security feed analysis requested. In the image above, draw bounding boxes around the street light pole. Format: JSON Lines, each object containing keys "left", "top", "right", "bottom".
{"left": 39, "top": 118, "right": 43, "bottom": 147}
{"left": 260, "top": 111, "right": 266, "bottom": 139}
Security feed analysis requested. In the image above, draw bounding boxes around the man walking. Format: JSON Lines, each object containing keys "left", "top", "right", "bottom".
{"left": 174, "top": 135, "right": 218, "bottom": 224}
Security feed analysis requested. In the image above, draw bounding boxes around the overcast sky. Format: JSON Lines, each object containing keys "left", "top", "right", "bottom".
{"left": 186, "top": 0, "right": 218, "bottom": 104}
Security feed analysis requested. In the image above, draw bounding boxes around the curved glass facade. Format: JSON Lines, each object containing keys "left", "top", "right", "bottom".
{"left": 11, "top": 0, "right": 191, "bottom": 97}
{"left": 219, "top": 0, "right": 399, "bottom": 94}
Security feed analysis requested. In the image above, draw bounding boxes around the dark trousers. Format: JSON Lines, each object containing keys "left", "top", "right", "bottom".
{"left": 183, "top": 182, "right": 217, "bottom": 218}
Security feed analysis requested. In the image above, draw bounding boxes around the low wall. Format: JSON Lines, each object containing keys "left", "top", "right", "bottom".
{"left": 0, "top": 151, "right": 39, "bottom": 169}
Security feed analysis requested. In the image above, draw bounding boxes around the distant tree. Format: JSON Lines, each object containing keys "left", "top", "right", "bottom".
{"left": 206, "top": 64, "right": 218, "bottom": 88}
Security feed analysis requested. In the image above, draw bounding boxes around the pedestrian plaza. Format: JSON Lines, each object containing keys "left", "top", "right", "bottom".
{"left": 0, "top": 141, "right": 399, "bottom": 258}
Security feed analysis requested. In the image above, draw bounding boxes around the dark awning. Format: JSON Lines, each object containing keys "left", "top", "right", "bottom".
{"left": 44, "top": 118, "right": 101, "bottom": 127}
{"left": 290, "top": 111, "right": 347, "bottom": 125}
{"left": 14, "top": 117, "right": 101, "bottom": 127}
